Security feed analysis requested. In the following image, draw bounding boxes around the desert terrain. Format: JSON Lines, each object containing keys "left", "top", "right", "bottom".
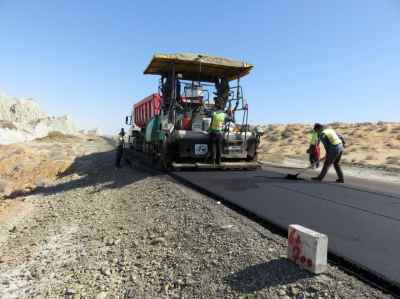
{"left": 0, "top": 133, "right": 392, "bottom": 298}
{"left": 0, "top": 132, "right": 110, "bottom": 197}
{"left": 0, "top": 93, "right": 397, "bottom": 298}
{"left": 258, "top": 122, "right": 400, "bottom": 173}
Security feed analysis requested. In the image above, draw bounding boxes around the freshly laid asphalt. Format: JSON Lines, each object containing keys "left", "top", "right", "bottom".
{"left": 172, "top": 167, "right": 400, "bottom": 288}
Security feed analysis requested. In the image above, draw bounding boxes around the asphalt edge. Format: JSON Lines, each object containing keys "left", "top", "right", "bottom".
{"left": 168, "top": 171, "right": 400, "bottom": 298}
{"left": 124, "top": 150, "right": 400, "bottom": 298}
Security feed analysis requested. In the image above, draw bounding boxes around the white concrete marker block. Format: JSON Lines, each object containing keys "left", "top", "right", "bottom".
{"left": 287, "top": 224, "right": 328, "bottom": 274}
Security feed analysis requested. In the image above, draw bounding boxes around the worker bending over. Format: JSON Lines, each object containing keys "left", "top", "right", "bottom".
{"left": 312, "top": 123, "right": 345, "bottom": 183}
{"left": 307, "top": 127, "right": 321, "bottom": 168}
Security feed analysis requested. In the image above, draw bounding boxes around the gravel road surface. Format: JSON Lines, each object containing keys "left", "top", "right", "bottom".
{"left": 0, "top": 140, "right": 393, "bottom": 298}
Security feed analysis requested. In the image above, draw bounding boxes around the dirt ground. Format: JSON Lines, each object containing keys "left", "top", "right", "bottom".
{"left": 0, "top": 136, "right": 394, "bottom": 298}
{"left": 258, "top": 122, "right": 400, "bottom": 172}
{"left": 0, "top": 132, "right": 113, "bottom": 197}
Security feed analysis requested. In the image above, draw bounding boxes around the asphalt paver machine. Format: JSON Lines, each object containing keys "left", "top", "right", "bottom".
{"left": 126, "top": 53, "right": 262, "bottom": 170}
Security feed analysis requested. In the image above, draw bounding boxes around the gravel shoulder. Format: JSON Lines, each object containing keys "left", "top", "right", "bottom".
{"left": 0, "top": 141, "right": 394, "bottom": 298}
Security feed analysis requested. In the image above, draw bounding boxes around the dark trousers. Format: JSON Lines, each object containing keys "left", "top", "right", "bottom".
{"left": 309, "top": 154, "right": 320, "bottom": 168}
{"left": 309, "top": 145, "right": 320, "bottom": 168}
{"left": 115, "top": 144, "right": 124, "bottom": 167}
{"left": 318, "top": 149, "right": 344, "bottom": 180}
{"left": 210, "top": 131, "right": 223, "bottom": 163}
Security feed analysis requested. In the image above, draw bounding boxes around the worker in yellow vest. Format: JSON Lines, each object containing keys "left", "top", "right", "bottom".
{"left": 209, "top": 103, "right": 230, "bottom": 164}
{"left": 312, "top": 123, "right": 345, "bottom": 183}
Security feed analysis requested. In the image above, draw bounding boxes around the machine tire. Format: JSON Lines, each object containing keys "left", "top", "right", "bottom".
{"left": 246, "top": 140, "right": 257, "bottom": 162}
{"left": 160, "top": 139, "right": 173, "bottom": 170}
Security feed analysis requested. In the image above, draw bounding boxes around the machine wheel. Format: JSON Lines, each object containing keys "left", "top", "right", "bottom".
{"left": 150, "top": 144, "right": 159, "bottom": 165}
{"left": 160, "top": 139, "right": 173, "bottom": 170}
{"left": 246, "top": 141, "right": 257, "bottom": 162}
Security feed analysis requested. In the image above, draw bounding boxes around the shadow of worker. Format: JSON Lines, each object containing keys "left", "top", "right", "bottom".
{"left": 224, "top": 258, "right": 313, "bottom": 293}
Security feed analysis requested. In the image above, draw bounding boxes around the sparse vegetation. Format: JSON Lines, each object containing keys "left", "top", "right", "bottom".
{"left": 35, "top": 131, "right": 81, "bottom": 143}
{"left": 281, "top": 129, "right": 293, "bottom": 139}
{"left": 391, "top": 127, "right": 400, "bottom": 134}
{"left": 378, "top": 126, "right": 388, "bottom": 132}
{"left": 386, "top": 156, "right": 400, "bottom": 165}
{"left": 259, "top": 122, "right": 400, "bottom": 170}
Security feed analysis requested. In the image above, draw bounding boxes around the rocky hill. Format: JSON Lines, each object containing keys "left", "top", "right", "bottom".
{"left": 0, "top": 92, "right": 78, "bottom": 144}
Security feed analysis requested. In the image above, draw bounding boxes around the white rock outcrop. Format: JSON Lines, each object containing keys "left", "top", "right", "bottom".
{"left": 0, "top": 92, "right": 79, "bottom": 144}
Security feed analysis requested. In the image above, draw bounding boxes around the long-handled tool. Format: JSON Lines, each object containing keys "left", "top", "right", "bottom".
{"left": 285, "top": 156, "right": 325, "bottom": 180}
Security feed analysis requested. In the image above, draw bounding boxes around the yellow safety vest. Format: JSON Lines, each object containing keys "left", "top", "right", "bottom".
{"left": 322, "top": 128, "right": 342, "bottom": 145}
{"left": 309, "top": 132, "right": 319, "bottom": 146}
{"left": 210, "top": 111, "right": 225, "bottom": 131}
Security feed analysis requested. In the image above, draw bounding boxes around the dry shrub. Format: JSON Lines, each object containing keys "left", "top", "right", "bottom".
{"left": 348, "top": 130, "right": 357, "bottom": 136}
{"left": 268, "top": 135, "right": 280, "bottom": 142}
{"left": 390, "top": 127, "right": 400, "bottom": 134}
{"left": 327, "top": 122, "right": 342, "bottom": 129}
{"left": 386, "top": 156, "right": 400, "bottom": 165}
{"left": 385, "top": 143, "right": 395, "bottom": 148}
{"left": 281, "top": 129, "right": 294, "bottom": 139}
{"left": 36, "top": 131, "right": 80, "bottom": 142}
{"left": 377, "top": 126, "right": 388, "bottom": 132}
{"left": 286, "top": 124, "right": 302, "bottom": 132}
{"left": 0, "top": 121, "right": 17, "bottom": 130}
{"left": 267, "top": 124, "right": 279, "bottom": 132}
{"left": 357, "top": 122, "right": 373, "bottom": 126}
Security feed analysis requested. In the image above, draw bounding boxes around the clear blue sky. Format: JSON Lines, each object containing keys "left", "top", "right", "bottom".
{"left": 1, "top": 1, "right": 399, "bottom": 133}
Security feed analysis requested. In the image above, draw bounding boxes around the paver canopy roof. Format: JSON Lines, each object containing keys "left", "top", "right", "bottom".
{"left": 143, "top": 53, "right": 253, "bottom": 82}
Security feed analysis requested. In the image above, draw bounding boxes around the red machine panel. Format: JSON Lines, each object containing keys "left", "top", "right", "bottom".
{"left": 133, "top": 93, "right": 162, "bottom": 128}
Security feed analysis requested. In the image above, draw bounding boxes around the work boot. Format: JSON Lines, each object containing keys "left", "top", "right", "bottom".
{"left": 336, "top": 178, "right": 344, "bottom": 183}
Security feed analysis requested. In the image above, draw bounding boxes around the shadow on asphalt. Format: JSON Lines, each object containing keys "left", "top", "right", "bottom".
{"left": 224, "top": 258, "right": 313, "bottom": 293}
{"left": 7, "top": 149, "right": 154, "bottom": 199}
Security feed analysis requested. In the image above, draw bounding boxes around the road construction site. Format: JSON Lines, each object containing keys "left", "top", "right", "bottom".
{"left": 1, "top": 53, "right": 399, "bottom": 298}
{"left": 0, "top": 137, "right": 396, "bottom": 298}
